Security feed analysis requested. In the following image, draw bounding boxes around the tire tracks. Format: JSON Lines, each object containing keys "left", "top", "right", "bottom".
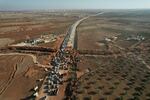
{"left": 0, "top": 53, "right": 50, "bottom": 68}
{"left": 0, "top": 64, "right": 18, "bottom": 95}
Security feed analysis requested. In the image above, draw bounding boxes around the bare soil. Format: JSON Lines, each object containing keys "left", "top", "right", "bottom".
{"left": 0, "top": 55, "right": 45, "bottom": 100}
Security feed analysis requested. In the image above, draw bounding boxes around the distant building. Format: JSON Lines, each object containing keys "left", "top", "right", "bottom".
{"left": 12, "top": 33, "right": 57, "bottom": 46}
{"left": 127, "top": 35, "right": 145, "bottom": 41}
{"left": 105, "top": 38, "right": 112, "bottom": 42}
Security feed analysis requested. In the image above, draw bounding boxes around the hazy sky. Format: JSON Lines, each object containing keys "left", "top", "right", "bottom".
{"left": 0, "top": 0, "right": 150, "bottom": 10}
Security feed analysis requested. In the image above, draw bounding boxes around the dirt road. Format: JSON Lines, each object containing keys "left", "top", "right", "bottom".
{"left": 111, "top": 43, "right": 150, "bottom": 70}
{"left": 0, "top": 53, "right": 50, "bottom": 68}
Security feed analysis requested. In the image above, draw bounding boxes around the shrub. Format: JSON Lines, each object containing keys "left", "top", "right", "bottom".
{"left": 114, "top": 81, "right": 120, "bottom": 86}
{"left": 97, "top": 85, "right": 104, "bottom": 90}
{"left": 103, "top": 90, "right": 113, "bottom": 95}
{"left": 75, "top": 89, "right": 84, "bottom": 94}
{"left": 84, "top": 86, "right": 90, "bottom": 89}
{"left": 83, "top": 96, "right": 91, "bottom": 100}
{"left": 132, "top": 92, "right": 141, "bottom": 97}
{"left": 123, "top": 87, "right": 130, "bottom": 91}
{"left": 99, "top": 97, "right": 107, "bottom": 100}
{"left": 115, "top": 96, "right": 123, "bottom": 100}
{"left": 146, "top": 93, "right": 150, "bottom": 97}
{"left": 88, "top": 91, "right": 97, "bottom": 95}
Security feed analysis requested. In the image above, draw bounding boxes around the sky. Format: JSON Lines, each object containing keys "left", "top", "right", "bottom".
{"left": 0, "top": 0, "right": 150, "bottom": 10}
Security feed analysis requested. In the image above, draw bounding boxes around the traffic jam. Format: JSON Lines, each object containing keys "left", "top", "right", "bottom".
{"left": 40, "top": 28, "right": 79, "bottom": 99}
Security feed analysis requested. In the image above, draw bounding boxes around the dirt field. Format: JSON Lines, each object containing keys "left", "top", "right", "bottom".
{"left": 0, "top": 55, "right": 45, "bottom": 100}
{"left": 0, "top": 11, "right": 78, "bottom": 47}
{"left": 0, "top": 38, "right": 14, "bottom": 48}
{"left": 77, "top": 10, "right": 150, "bottom": 50}
{"left": 75, "top": 10, "right": 150, "bottom": 100}
{"left": 75, "top": 55, "right": 150, "bottom": 100}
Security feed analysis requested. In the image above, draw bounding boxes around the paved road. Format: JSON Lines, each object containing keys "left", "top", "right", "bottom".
{"left": 67, "top": 12, "right": 104, "bottom": 49}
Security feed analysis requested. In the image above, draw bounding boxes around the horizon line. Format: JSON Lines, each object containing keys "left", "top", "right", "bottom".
{"left": 0, "top": 8, "right": 150, "bottom": 12}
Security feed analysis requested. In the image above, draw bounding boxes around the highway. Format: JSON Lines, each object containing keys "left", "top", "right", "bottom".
{"left": 61, "top": 12, "right": 104, "bottom": 49}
